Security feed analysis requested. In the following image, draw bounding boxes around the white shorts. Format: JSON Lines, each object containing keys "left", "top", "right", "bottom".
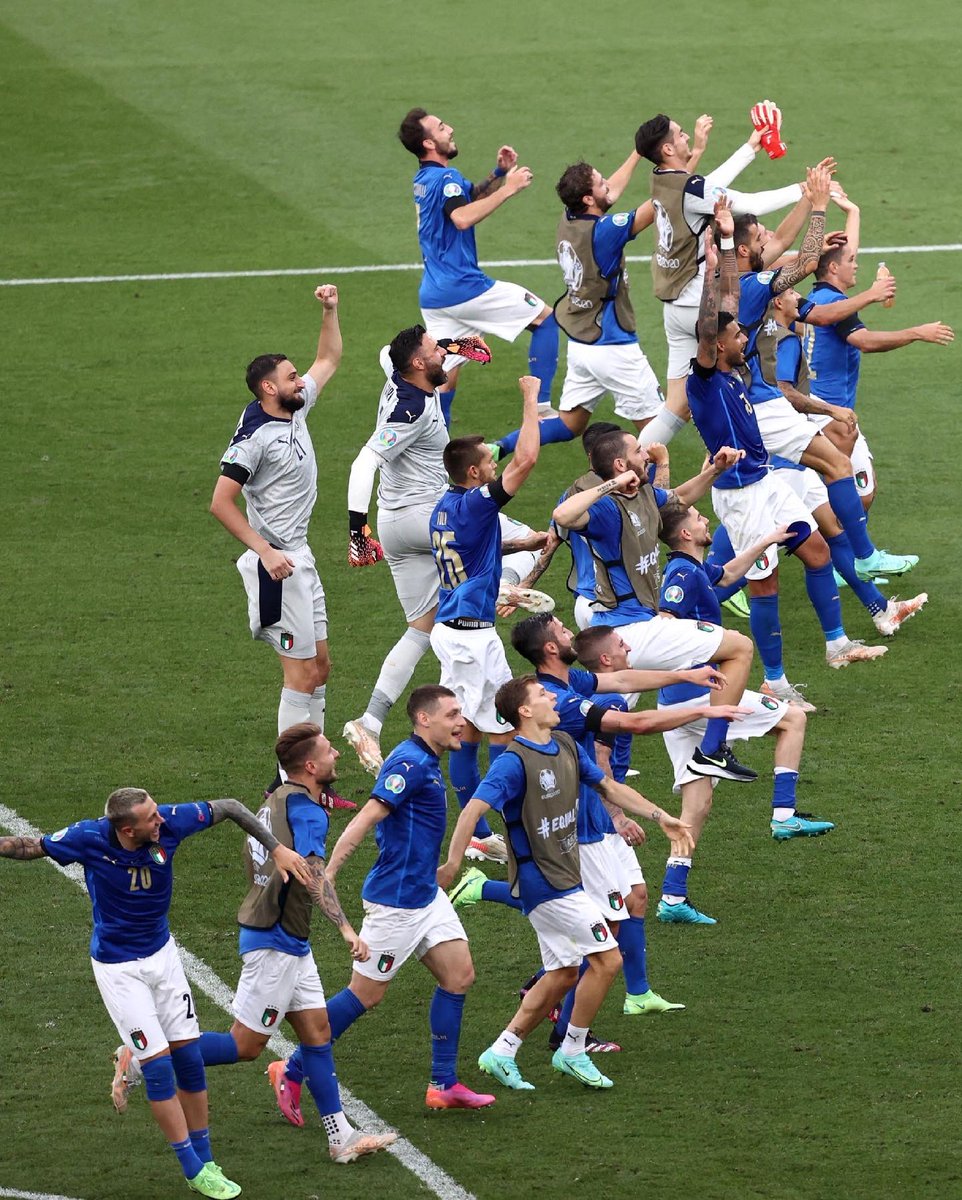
{"left": 752, "top": 397, "right": 819, "bottom": 463}
{"left": 579, "top": 838, "right": 630, "bottom": 923}
{"left": 559, "top": 341, "right": 664, "bottom": 421}
{"left": 773, "top": 464, "right": 828, "bottom": 514}
{"left": 353, "top": 889, "right": 467, "bottom": 982}
{"left": 659, "top": 688, "right": 787, "bottom": 791}
{"left": 231, "top": 947, "right": 326, "bottom": 1034}
{"left": 662, "top": 302, "right": 698, "bottom": 379}
{"left": 378, "top": 503, "right": 439, "bottom": 622}
{"left": 528, "top": 890, "right": 616, "bottom": 971}
{"left": 92, "top": 937, "right": 198, "bottom": 1060}
{"left": 430, "top": 621, "right": 513, "bottom": 734}
{"left": 608, "top": 830, "right": 644, "bottom": 887}
{"left": 422, "top": 280, "right": 547, "bottom": 347}
{"left": 711, "top": 474, "right": 815, "bottom": 581}
{"left": 574, "top": 595, "right": 595, "bottom": 631}
{"left": 501, "top": 549, "right": 540, "bottom": 586}
{"left": 237, "top": 544, "right": 327, "bottom": 657}
{"left": 614, "top": 614, "right": 725, "bottom": 672}
{"left": 808, "top": 409, "right": 875, "bottom": 497}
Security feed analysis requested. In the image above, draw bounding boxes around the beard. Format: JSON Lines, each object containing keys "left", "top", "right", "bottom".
{"left": 279, "top": 393, "right": 306, "bottom": 413}
{"left": 444, "top": 143, "right": 458, "bottom": 160}
{"left": 748, "top": 248, "right": 765, "bottom": 273}
{"left": 559, "top": 645, "right": 578, "bottom": 665}
{"left": 597, "top": 193, "right": 613, "bottom": 213}
{"left": 427, "top": 362, "right": 448, "bottom": 388}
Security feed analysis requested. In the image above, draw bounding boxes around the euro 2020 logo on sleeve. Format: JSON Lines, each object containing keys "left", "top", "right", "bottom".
{"left": 384, "top": 774, "right": 406, "bottom": 795}
{"left": 664, "top": 584, "right": 684, "bottom": 605}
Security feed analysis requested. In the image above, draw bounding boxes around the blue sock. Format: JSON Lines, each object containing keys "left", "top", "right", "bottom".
{"left": 171, "top": 1137, "right": 204, "bottom": 1181}
{"left": 826, "top": 477, "right": 874, "bottom": 560}
{"left": 301, "top": 1042, "right": 341, "bottom": 1119}
{"left": 827, "top": 532, "right": 886, "bottom": 616}
{"left": 749, "top": 594, "right": 784, "bottom": 680}
{"left": 480, "top": 879, "right": 523, "bottom": 910}
{"left": 198, "top": 1032, "right": 238, "bottom": 1066}
{"left": 707, "top": 524, "right": 746, "bottom": 602}
{"left": 804, "top": 561, "right": 844, "bottom": 639}
{"left": 497, "top": 415, "right": 575, "bottom": 455}
{"left": 439, "top": 388, "right": 456, "bottom": 427}
{"left": 285, "top": 1046, "right": 303, "bottom": 1085}
{"left": 449, "top": 742, "right": 491, "bottom": 837}
{"left": 663, "top": 858, "right": 690, "bottom": 900}
{"left": 772, "top": 768, "right": 799, "bottom": 811}
{"left": 554, "top": 960, "right": 589, "bottom": 1039}
{"left": 699, "top": 716, "right": 730, "bottom": 758}
{"left": 326, "top": 987, "right": 368, "bottom": 1041}
{"left": 528, "top": 312, "right": 559, "bottom": 405}
{"left": 619, "top": 916, "right": 650, "bottom": 995}
{"left": 189, "top": 1128, "right": 212, "bottom": 1166}
{"left": 429, "top": 987, "right": 465, "bottom": 1089}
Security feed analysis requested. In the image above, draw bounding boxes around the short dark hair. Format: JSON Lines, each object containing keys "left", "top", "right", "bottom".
{"left": 406, "top": 684, "right": 456, "bottom": 724}
{"left": 443, "top": 435, "right": 487, "bottom": 483}
{"left": 658, "top": 500, "right": 696, "bottom": 548}
{"left": 495, "top": 674, "right": 538, "bottom": 727}
{"left": 581, "top": 421, "right": 622, "bottom": 458}
{"left": 732, "top": 213, "right": 758, "bottom": 252}
{"left": 246, "top": 354, "right": 289, "bottom": 398}
{"left": 275, "top": 722, "right": 323, "bottom": 772}
{"left": 389, "top": 324, "right": 427, "bottom": 374}
{"left": 572, "top": 625, "right": 618, "bottom": 671}
{"left": 815, "top": 243, "right": 847, "bottom": 280}
{"left": 556, "top": 162, "right": 596, "bottom": 214}
{"left": 398, "top": 108, "right": 429, "bottom": 158}
{"left": 635, "top": 114, "right": 672, "bottom": 163}
{"left": 590, "top": 429, "right": 632, "bottom": 481}
{"left": 511, "top": 613, "right": 556, "bottom": 666}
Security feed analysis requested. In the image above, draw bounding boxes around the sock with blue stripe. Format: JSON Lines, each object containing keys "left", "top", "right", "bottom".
{"left": 772, "top": 767, "right": 799, "bottom": 818}
{"left": 326, "top": 987, "right": 368, "bottom": 1041}
{"left": 188, "top": 1128, "right": 212, "bottom": 1166}
{"left": 554, "top": 960, "right": 589, "bottom": 1040}
{"left": 170, "top": 1138, "right": 204, "bottom": 1181}
{"left": 662, "top": 855, "right": 691, "bottom": 902}
{"left": 497, "top": 416, "right": 575, "bottom": 455}
{"left": 480, "top": 879, "right": 523, "bottom": 910}
{"left": 827, "top": 532, "right": 886, "bottom": 616}
{"left": 429, "top": 987, "right": 465, "bottom": 1089}
{"left": 804, "top": 561, "right": 845, "bottom": 640}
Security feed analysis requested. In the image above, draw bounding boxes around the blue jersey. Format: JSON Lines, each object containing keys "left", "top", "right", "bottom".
{"left": 538, "top": 670, "right": 615, "bottom": 844}
{"left": 431, "top": 480, "right": 510, "bottom": 623}
{"left": 238, "top": 791, "right": 330, "bottom": 958}
{"left": 475, "top": 734, "right": 604, "bottom": 915}
{"left": 413, "top": 162, "right": 494, "bottom": 308}
{"left": 803, "top": 282, "right": 864, "bottom": 408}
{"left": 561, "top": 210, "right": 638, "bottom": 345}
{"left": 591, "top": 692, "right": 631, "bottom": 783}
{"left": 42, "top": 803, "right": 213, "bottom": 964}
{"left": 687, "top": 360, "right": 770, "bottom": 489}
{"left": 658, "top": 553, "right": 722, "bottom": 704}
{"left": 584, "top": 488, "right": 670, "bottom": 627}
{"left": 363, "top": 736, "right": 448, "bottom": 909}
{"left": 739, "top": 270, "right": 816, "bottom": 405}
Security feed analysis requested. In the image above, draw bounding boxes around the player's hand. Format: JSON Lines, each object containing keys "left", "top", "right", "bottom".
{"left": 711, "top": 446, "right": 746, "bottom": 472}
{"left": 503, "top": 164, "right": 534, "bottom": 195}
{"left": 704, "top": 704, "right": 754, "bottom": 722}
{"left": 684, "top": 665, "right": 728, "bottom": 691}
{"left": 496, "top": 588, "right": 523, "bottom": 619}
{"left": 826, "top": 405, "right": 858, "bottom": 432}
{"left": 657, "top": 813, "right": 695, "bottom": 857}
{"left": 519, "top": 374, "right": 541, "bottom": 403}
{"left": 823, "top": 232, "right": 847, "bottom": 252}
{"left": 713, "top": 194, "right": 734, "bottom": 238}
{"left": 511, "top": 529, "right": 549, "bottom": 551}
{"left": 344, "top": 931, "right": 369, "bottom": 962}
{"left": 436, "top": 861, "right": 458, "bottom": 891}
{"left": 271, "top": 845, "right": 311, "bottom": 886}
{"left": 261, "top": 547, "right": 296, "bottom": 581}
{"left": 916, "top": 322, "right": 954, "bottom": 345}
{"left": 830, "top": 183, "right": 858, "bottom": 214}
{"left": 348, "top": 528, "right": 384, "bottom": 567}
{"left": 497, "top": 145, "right": 518, "bottom": 171}
{"left": 444, "top": 335, "right": 492, "bottom": 364}
{"left": 869, "top": 274, "right": 897, "bottom": 305}
{"left": 645, "top": 441, "right": 669, "bottom": 467}
{"left": 693, "top": 114, "right": 713, "bottom": 153}
{"left": 616, "top": 817, "right": 646, "bottom": 848}
{"left": 702, "top": 224, "right": 718, "bottom": 274}
{"left": 750, "top": 100, "right": 786, "bottom": 159}
{"left": 767, "top": 523, "right": 794, "bottom": 545}
{"left": 314, "top": 284, "right": 339, "bottom": 309}
{"left": 803, "top": 164, "right": 833, "bottom": 211}
{"left": 608, "top": 469, "right": 640, "bottom": 495}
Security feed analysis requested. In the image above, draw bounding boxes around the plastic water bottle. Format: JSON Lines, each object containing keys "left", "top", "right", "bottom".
{"left": 876, "top": 262, "right": 895, "bottom": 308}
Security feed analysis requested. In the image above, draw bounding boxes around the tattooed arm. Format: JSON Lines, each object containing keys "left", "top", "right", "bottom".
{"left": 772, "top": 165, "right": 832, "bottom": 293}
{"left": 208, "top": 798, "right": 310, "bottom": 886}
{"left": 0, "top": 835, "right": 47, "bottom": 860}
{"left": 519, "top": 527, "right": 562, "bottom": 589}
{"left": 304, "top": 856, "right": 368, "bottom": 960}
{"left": 695, "top": 226, "right": 722, "bottom": 369}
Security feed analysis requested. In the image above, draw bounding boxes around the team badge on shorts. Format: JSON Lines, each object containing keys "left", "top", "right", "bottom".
{"left": 608, "top": 891, "right": 625, "bottom": 912}
{"left": 280, "top": 631, "right": 294, "bottom": 652}
{"left": 261, "top": 1006, "right": 279, "bottom": 1028}
{"left": 697, "top": 622, "right": 717, "bottom": 633}
{"left": 591, "top": 922, "right": 609, "bottom": 943}
{"left": 855, "top": 470, "right": 869, "bottom": 489}
{"left": 377, "top": 953, "right": 396, "bottom": 974}
{"left": 755, "top": 553, "right": 769, "bottom": 571}
{"left": 149, "top": 846, "right": 168, "bottom": 865}
{"left": 131, "top": 1029, "right": 148, "bottom": 1052}
{"left": 524, "top": 292, "right": 538, "bottom": 306}
{"left": 760, "top": 696, "right": 780, "bottom": 711}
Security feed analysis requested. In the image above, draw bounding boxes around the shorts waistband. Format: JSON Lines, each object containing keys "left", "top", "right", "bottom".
{"left": 442, "top": 618, "right": 494, "bottom": 631}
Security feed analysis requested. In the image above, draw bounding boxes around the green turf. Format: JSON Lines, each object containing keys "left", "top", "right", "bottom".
{"left": 2, "top": 1, "right": 961, "bottom": 1197}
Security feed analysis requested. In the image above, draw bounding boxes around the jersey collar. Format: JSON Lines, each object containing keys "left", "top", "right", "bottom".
{"left": 666, "top": 550, "right": 702, "bottom": 566}
{"left": 410, "top": 733, "right": 440, "bottom": 761}
{"left": 515, "top": 734, "right": 559, "bottom": 753}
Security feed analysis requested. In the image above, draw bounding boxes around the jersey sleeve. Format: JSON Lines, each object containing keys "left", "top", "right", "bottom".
{"left": 474, "top": 752, "right": 527, "bottom": 814}
{"left": 159, "top": 802, "right": 214, "bottom": 845}
{"left": 40, "top": 821, "right": 97, "bottom": 866}
{"left": 464, "top": 480, "right": 510, "bottom": 518}
{"left": 594, "top": 212, "right": 637, "bottom": 264}
{"left": 739, "top": 271, "right": 781, "bottom": 325}
{"left": 300, "top": 373, "right": 320, "bottom": 417}
{"left": 652, "top": 486, "right": 670, "bottom": 509}
{"left": 364, "top": 414, "right": 426, "bottom": 463}
{"left": 593, "top": 693, "right": 628, "bottom": 748}
{"left": 371, "top": 758, "right": 424, "bottom": 811}
{"left": 221, "top": 432, "right": 263, "bottom": 484}
{"left": 576, "top": 742, "right": 606, "bottom": 788}
{"left": 286, "top": 794, "right": 330, "bottom": 858}
{"left": 440, "top": 171, "right": 470, "bottom": 216}
{"left": 775, "top": 333, "right": 803, "bottom": 384}
{"left": 660, "top": 565, "right": 701, "bottom": 617}
{"left": 705, "top": 562, "right": 725, "bottom": 589}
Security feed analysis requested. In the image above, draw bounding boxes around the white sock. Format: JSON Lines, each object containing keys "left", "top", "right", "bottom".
{"left": 638, "top": 406, "right": 686, "bottom": 447}
{"left": 765, "top": 673, "right": 788, "bottom": 690}
{"left": 365, "top": 628, "right": 431, "bottom": 726}
{"left": 278, "top": 688, "right": 312, "bottom": 735}
{"left": 309, "top": 684, "right": 327, "bottom": 732}
{"left": 562, "top": 1023, "right": 588, "bottom": 1058}
{"left": 661, "top": 895, "right": 685, "bottom": 906}
{"left": 772, "top": 807, "right": 795, "bottom": 822}
{"left": 490, "top": 1030, "right": 523, "bottom": 1058}
{"left": 826, "top": 635, "right": 848, "bottom": 653}
{"left": 321, "top": 1110, "right": 354, "bottom": 1147}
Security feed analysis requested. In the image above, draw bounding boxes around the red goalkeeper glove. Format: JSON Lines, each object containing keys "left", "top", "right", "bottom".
{"left": 750, "top": 99, "right": 786, "bottom": 160}
{"left": 348, "top": 527, "right": 384, "bottom": 567}
{"left": 439, "top": 335, "right": 492, "bottom": 364}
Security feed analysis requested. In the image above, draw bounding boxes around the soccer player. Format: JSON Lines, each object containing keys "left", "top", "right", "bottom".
{"left": 210, "top": 285, "right": 341, "bottom": 779}
{"left": 0, "top": 790, "right": 308, "bottom": 1198}
{"left": 632, "top": 110, "right": 808, "bottom": 445}
{"left": 398, "top": 109, "right": 558, "bottom": 422}
{"left": 552, "top": 429, "right": 759, "bottom": 782}
{"left": 269, "top": 687, "right": 495, "bottom": 1112}
{"left": 437, "top": 675, "right": 693, "bottom": 1091}
{"left": 428, "top": 377, "right": 541, "bottom": 855}
{"left": 686, "top": 205, "right": 887, "bottom": 687}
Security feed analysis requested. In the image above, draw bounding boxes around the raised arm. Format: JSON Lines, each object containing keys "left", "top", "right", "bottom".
{"left": 695, "top": 225, "right": 722, "bottom": 369}
{"left": 552, "top": 471, "right": 638, "bottom": 530}
{"left": 717, "top": 526, "right": 791, "bottom": 586}
{"left": 208, "top": 798, "right": 310, "bottom": 885}
{"left": 770, "top": 166, "right": 832, "bottom": 293}
{"left": 594, "top": 663, "right": 725, "bottom": 696}
{"left": 306, "top": 285, "right": 343, "bottom": 392}
{"left": 673, "top": 446, "right": 745, "bottom": 506}
{"left": 848, "top": 322, "right": 954, "bottom": 353}
{"left": 470, "top": 146, "right": 517, "bottom": 201}
{"left": 500, "top": 376, "right": 542, "bottom": 496}
{"left": 450, "top": 164, "right": 533, "bottom": 230}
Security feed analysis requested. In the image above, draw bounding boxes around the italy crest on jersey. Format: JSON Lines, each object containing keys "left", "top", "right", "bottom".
{"left": 149, "top": 846, "right": 168, "bottom": 866}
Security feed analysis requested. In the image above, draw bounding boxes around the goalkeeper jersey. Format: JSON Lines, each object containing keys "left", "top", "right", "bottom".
{"left": 366, "top": 371, "right": 449, "bottom": 510}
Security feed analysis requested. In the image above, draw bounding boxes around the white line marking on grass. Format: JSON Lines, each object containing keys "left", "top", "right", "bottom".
{"left": 0, "top": 804, "right": 476, "bottom": 1200}
{"left": 0, "top": 1190, "right": 88, "bottom": 1200}
{"left": 1, "top": 244, "right": 960, "bottom": 287}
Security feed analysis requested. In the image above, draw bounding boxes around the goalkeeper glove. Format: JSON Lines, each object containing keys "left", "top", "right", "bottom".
{"left": 348, "top": 512, "right": 384, "bottom": 567}
{"left": 438, "top": 335, "right": 492, "bottom": 364}
{"left": 750, "top": 99, "right": 786, "bottom": 160}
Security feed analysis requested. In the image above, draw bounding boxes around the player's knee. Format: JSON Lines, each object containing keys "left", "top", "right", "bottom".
{"left": 448, "top": 962, "right": 476, "bottom": 992}
{"left": 556, "top": 965, "right": 580, "bottom": 991}
{"left": 627, "top": 884, "right": 647, "bottom": 917}
{"left": 722, "top": 629, "right": 753, "bottom": 661}
{"left": 169, "top": 1042, "right": 207, "bottom": 1093}
{"left": 140, "top": 1052, "right": 178, "bottom": 1102}
{"left": 599, "top": 947, "right": 623, "bottom": 980}
{"left": 780, "top": 705, "right": 807, "bottom": 735}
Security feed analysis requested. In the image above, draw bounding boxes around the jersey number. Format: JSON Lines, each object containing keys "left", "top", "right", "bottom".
{"left": 431, "top": 530, "right": 468, "bottom": 589}
{"left": 127, "top": 866, "right": 152, "bottom": 891}
{"left": 183, "top": 992, "right": 194, "bottom": 1020}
